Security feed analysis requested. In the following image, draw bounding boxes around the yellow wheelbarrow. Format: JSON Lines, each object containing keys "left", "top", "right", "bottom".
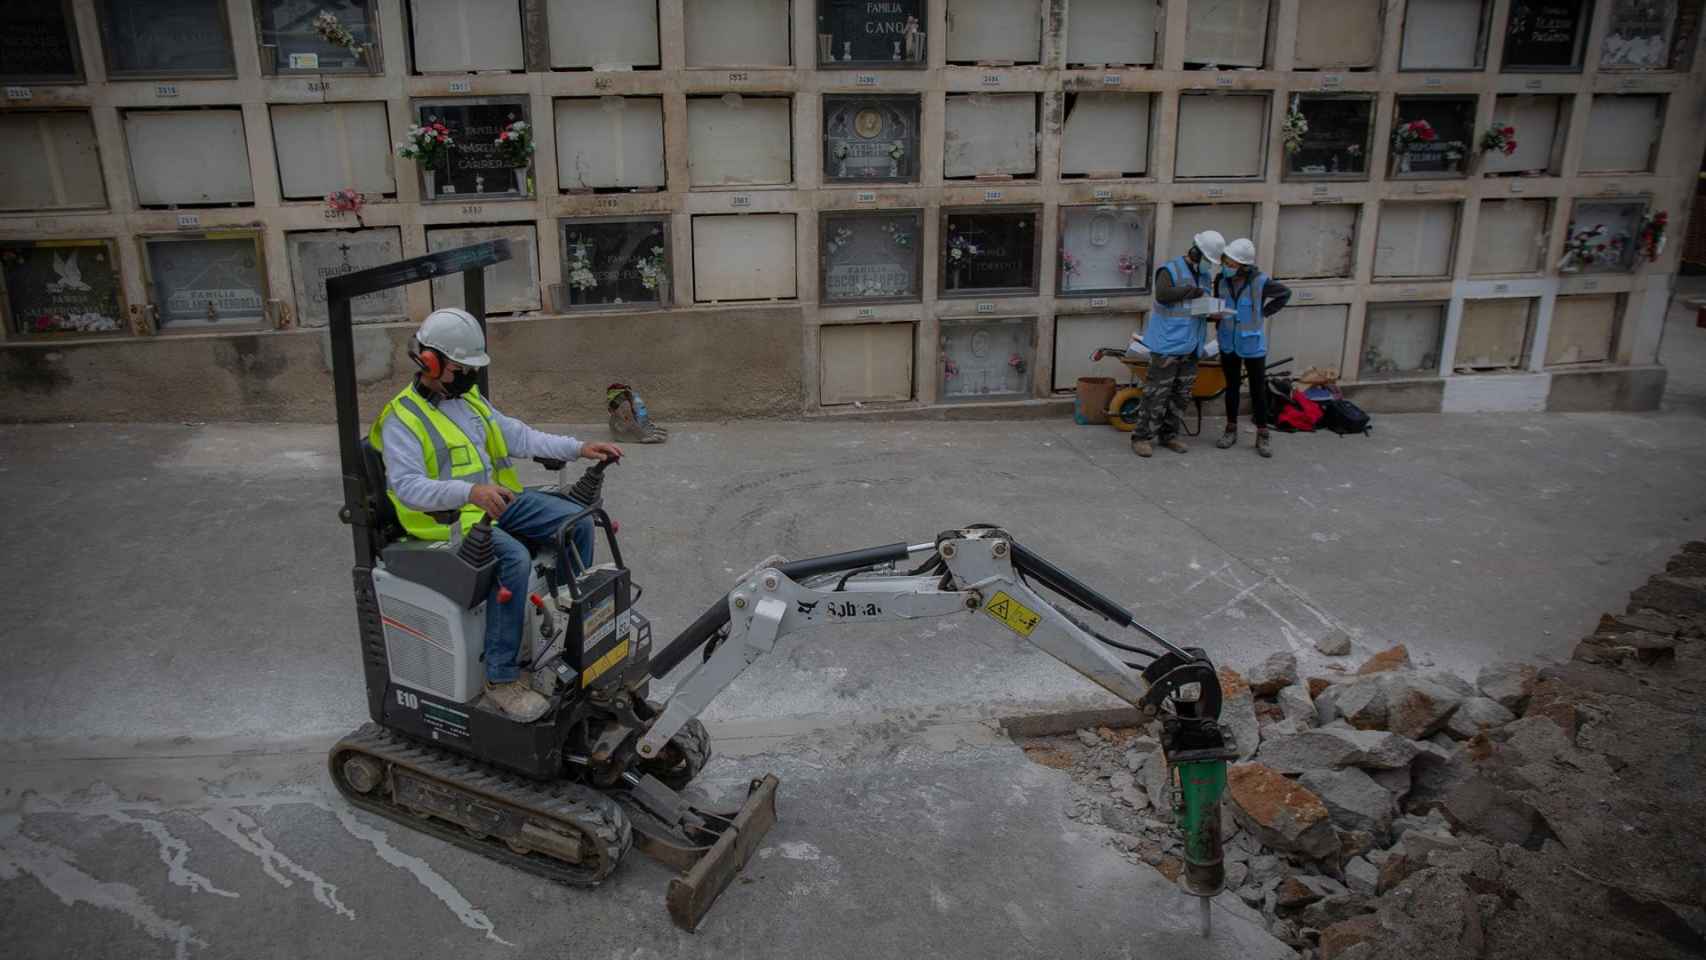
{"left": 1088, "top": 348, "right": 1291, "bottom": 436}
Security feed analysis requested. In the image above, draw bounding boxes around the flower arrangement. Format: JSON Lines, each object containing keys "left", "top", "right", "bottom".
{"left": 1391, "top": 118, "right": 1437, "bottom": 152}
{"left": 566, "top": 241, "right": 597, "bottom": 290}
{"left": 946, "top": 230, "right": 981, "bottom": 264}
{"left": 396, "top": 120, "right": 453, "bottom": 170}
{"left": 636, "top": 245, "right": 667, "bottom": 291}
{"left": 880, "top": 219, "right": 911, "bottom": 248}
{"left": 325, "top": 187, "right": 365, "bottom": 226}
{"left": 1282, "top": 99, "right": 1308, "bottom": 155}
{"left": 1059, "top": 250, "right": 1080, "bottom": 277}
{"left": 825, "top": 226, "right": 855, "bottom": 256}
{"left": 1558, "top": 223, "right": 1631, "bottom": 273}
{"left": 493, "top": 119, "right": 533, "bottom": 168}
{"left": 888, "top": 142, "right": 905, "bottom": 161}
{"left": 1007, "top": 352, "right": 1027, "bottom": 376}
{"left": 1638, "top": 211, "right": 1668, "bottom": 262}
{"left": 1117, "top": 253, "right": 1140, "bottom": 278}
{"left": 1479, "top": 124, "right": 1518, "bottom": 157}
{"left": 313, "top": 10, "right": 365, "bottom": 55}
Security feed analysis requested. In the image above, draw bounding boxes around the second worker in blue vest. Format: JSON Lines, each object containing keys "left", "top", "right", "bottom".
{"left": 1212, "top": 238, "right": 1291, "bottom": 459}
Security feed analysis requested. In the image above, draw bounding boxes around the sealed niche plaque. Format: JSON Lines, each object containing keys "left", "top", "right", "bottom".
{"left": 257, "top": 0, "right": 380, "bottom": 73}
{"left": 287, "top": 227, "right": 407, "bottom": 326}
{"left": 1057, "top": 205, "right": 1155, "bottom": 295}
{"left": 1601, "top": 0, "right": 1686, "bottom": 69}
{"left": 427, "top": 224, "right": 540, "bottom": 314}
{"left": 821, "top": 210, "right": 923, "bottom": 304}
{"left": 1501, "top": 0, "right": 1589, "bottom": 71}
{"left": 1400, "top": 0, "right": 1492, "bottom": 70}
{"left": 98, "top": 0, "right": 235, "bottom": 77}
{"left": 0, "top": 112, "right": 107, "bottom": 212}
{"left": 0, "top": 239, "right": 124, "bottom": 336}
{"left": 940, "top": 315, "right": 1034, "bottom": 400}
{"left": 1390, "top": 97, "right": 1474, "bottom": 176}
{"left": 941, "top": 208, "right": 1039, "bottom": 296}
{"left": 1284, "top": 95, "right": 1373, "bottom": 180}
{"left": 0, "top": 1, "right": 83, "bottom": 81}
{"left": 144, "top": 233, "right": 268, "bottom": 330}
{"left": 816, "top": 0, "right": 926, "bottom": 66}
{"left": 415, "top": 99, "right": 530, "bottom": 199}
{"left": 1361, "top": 302, "right": 1444, "bottom": 378}
{"left": 560, "top": 217, "right": 670, "bottom": 309}
{"left": 1561, "top": 200, "right": 1643, "bottom": 274}
{"left": 824, "top": 95, "right": 920, "bottom": 182}
{"left": 1455, "top": 298, "right": 1535, "bottom": 370}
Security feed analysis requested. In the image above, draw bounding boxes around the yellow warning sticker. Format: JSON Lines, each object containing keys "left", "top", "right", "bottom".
{"left": 984, "top": 590, "right": 1042, "bottom": 637}
{"left": 581, "top": 638, "right": 630, "bottom": 687}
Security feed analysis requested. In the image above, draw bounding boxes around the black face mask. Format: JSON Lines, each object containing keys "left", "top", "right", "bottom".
{"left": 442, "top": 368, "right": 478, "bottom": 398}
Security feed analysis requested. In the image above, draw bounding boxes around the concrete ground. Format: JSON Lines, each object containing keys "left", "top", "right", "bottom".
{"left": 4, "top": 300, "right": 1706, "bottom": 958}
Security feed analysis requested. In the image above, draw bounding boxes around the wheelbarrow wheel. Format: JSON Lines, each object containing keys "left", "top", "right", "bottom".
{"left": 1107, "top": 386, "right": 1145, "bottom": 432}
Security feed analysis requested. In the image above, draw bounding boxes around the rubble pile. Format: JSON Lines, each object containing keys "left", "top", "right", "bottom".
{"left": 1029, "top": 541, "right": 1706, "bottom": 959}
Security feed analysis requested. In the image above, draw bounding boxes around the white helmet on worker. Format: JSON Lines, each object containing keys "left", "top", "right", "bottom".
{"left": 415, "top": 307, "right": 490, "bottom": 367}
{"left": 1223, "top": 238, "right": 1257, "bottom": 266}
{"left": 1191, "top": 230, "right": 1227, "bottom": 264}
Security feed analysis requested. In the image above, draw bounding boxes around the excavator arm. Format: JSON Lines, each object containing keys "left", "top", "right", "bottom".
{"left": 640, "top": 526, "right": 1237, "bottom": 903}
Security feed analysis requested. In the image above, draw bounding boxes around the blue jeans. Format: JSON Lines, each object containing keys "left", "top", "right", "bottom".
{"left": 484, "top": 490, "right": 595, "bottom": 683}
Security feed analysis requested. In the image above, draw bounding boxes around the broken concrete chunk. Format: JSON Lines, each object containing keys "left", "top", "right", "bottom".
{"left": 1226, "top": 762, "right": 1340, "bottom": 861}
{"left": 1627, "top": 575, "right": 1706, "bottom": 617}
{"left": 1320, "top": 915, "right": 1382, "bottom": 960}
{"left": 1274, "top": 876, "right": 1324, "bottom": 912}
{"left": 1384, "top": 676, "right": 1464, "bottom": 740}
{"left": 1249, "top": 651, "right": 1299, "bottom": 696}
{"left": 1422, "top": 671, "right": 1475, "bottom": 699}
{"left": 1316, "top": 630, "right": 1353, "bottom": 656}
{"left": 1439, "top": 776, "right": 1556, "bottom": 850}
{"left": 1314, "top": 674, "right": 1391, "bottom": 730}
{"left": 1573, "top": 630, "right": 1678, "bottom": 667}
{"left": 1218, "top": 667, "right": 1260, "bottom": 762}
{"left": 1475, "top": 661, "right": 1537, "bottom": 713}
{"left": 1237, "top": 883, "right": 1265, "bottom": 909}
{"left": 1273, "top": 684, "right": 1317, "bottom": 737}
{"left": 1370, "top": 765, "right": 1411, "bottom": 801}
{"left": 1224, "top": 860, "right": 1249, "bottom": 891}
{"left": 1298, "top": 767, "right": 1396, "bottom": 837}
{"left": 1344, "top": 856, "right": 1379, "bottom": 894}
{"left": 1307, "top": 676, "right": 1333, "bottom": 700}
{"left": 1337, "top": 828, "right": 1375, "bottom": 861}
{"left": 1302, "top": 892, "right": 1378, "bottom": 929}
{"left": 1076, "top": 728, "right": 1104, "bottom": 748}
{"left": 1442, "top": 696, "right": 1516, "bottom": 741}
{"left": 1256, "top": 725, "right": 1420, "bottom": 774}
{"left": 1355, "top": 644, "right": 1411, "bottom": 675}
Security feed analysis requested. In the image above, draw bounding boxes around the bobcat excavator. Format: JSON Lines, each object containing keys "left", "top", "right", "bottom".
{"left": 325, "top": 240, "right": 1238, "bottom": 932}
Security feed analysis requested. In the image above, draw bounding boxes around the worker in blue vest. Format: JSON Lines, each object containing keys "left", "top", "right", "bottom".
{"left": 1131, "top": 230, "right": 1225, "bottom": 458}
{"left": 1213, "top": 238, "right": 1291, "bottom": 459}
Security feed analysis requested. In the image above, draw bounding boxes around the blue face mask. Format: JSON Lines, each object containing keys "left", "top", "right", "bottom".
{"left": 1222, "top": 266, "right": 1238, "bottom": 279}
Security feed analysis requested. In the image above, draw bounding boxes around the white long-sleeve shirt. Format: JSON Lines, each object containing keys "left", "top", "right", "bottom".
{"left": 380, "top": 386, "right": 583, "bottom": 512}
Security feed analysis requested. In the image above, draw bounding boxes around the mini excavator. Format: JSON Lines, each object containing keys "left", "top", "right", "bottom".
{"left": 326, "top": 240, "right": 1237, "bottom": 931}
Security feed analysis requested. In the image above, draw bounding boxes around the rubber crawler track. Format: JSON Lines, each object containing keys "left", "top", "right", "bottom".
{"left": 329, "top": 723, "right": 633, "bottom": 885}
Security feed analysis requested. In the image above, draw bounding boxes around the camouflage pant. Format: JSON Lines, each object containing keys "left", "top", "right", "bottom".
{"left": 1133, "top": 353, "right": 1199, "bottom": 442}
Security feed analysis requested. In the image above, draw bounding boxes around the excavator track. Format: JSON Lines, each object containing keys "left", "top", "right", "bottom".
{"left": 329, "top": 723, "right": 632, "bottom": 885}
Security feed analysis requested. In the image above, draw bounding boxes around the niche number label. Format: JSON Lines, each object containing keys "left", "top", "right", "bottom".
{"left": 4, "top": 85, "right": 31, "bottom": 100}
{"left": 856, "top": 191, "right": 876, "bottom": 203}
{"left": 975, "top": 302, "right": 996, "bottom": 314}
{"left": 983, "top": 189, "right": 1003, "bottom": 201}
{"left": 177, "top": 213, "right": 200, "bottom": 228}
{"left": 856, "top": 73, "right": 879, "bottom": 87}
{"left": 156, "top": 83, "right": 179, "bottom": 97}
{"left": 448, "top": 79, "right": 472, "bottom": 93}
{"left": 731, "top": 194, "right": 752, "bottom": 208}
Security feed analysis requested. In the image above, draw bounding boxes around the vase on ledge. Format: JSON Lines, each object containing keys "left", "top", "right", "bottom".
{"left": 514, "top": 168, "right": 528, "bottom": 194}
{"left": 423, "top": 168, "right": 437, "bottom": 197}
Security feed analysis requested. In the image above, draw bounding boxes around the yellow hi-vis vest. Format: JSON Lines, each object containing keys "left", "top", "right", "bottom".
{"left": 369, "top": 383, "right": 523, "bottom": 540}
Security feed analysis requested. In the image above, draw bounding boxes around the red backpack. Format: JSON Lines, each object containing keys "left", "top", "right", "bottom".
{"left": 1274, "top": 388, "right": 1324, "bottom": 432}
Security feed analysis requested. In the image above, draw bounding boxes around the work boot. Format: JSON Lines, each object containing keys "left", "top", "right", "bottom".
{"left": 484, "top": 680, "right": 549, "bottom": 722}
{"left": 1162, "top": 437, "right": 1189, "bottom": 454}
{"left": 1215, "top": 426, "right": 1238, "bottom": 449}
{"left": 1131, "top": 437, "right": 1153, "bottom": 458}
{"left": 1256, "top": 430, "right": 1273, "bottom": 459}
{"left": 607, "top": 383, "right": 669, "bottom": 444}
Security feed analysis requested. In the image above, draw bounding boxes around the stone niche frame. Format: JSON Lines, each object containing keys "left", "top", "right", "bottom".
{"left": 819, "top": 320, "right": 917, "bottom": 404}
{"left": 555, "top": 96, "right": 668, "bottom": 192}
{"left": 255, "top": 0, "right": 384, "bottom": 75}
{"left": 1482, "top": 94, "right": 1570, "bottom": 177}
{"left": 1501, "top": 0, "right": 1593, "bottom": 73}
{"left": 1454, "top": 297, "right": 1537, "bottom": 371}
{"left": 557, "top": 215, "right": 673, "bottom": 311}
{"left": 1293, "top": 0, "right": 1383, "bottom": 71}
{"left": 1060, "top": 93, "right": 1155, "bottom": 179}
{"left": 688, "top": 94, "right": 796, "bottom": 187}
{"left": 939, "top": 205, "right": 1042, "bottom": 298}
{"left": 691, "top": 212, "right": 799, "bottom": 302}
{"left": 823, "top": 94, "right": 921, "bottom": 184}
{"left": 0, "top": 110, "right": 109, "bottom": 213}
{"left": 0, "top": 0, "right": 86, "bottom": 83}
{"left": 944, "top": 0, "right": 1042, "bottom": 66}
{"left": 1389, "top": 95, "right": 1475, "bottom": 179}
{"left": 1563, "top": 198, "right": 1647, "bottom": 274}
{"left": 1399, "top": 0, "right": 1493, "bottom": 71}
{"left": 1183, "top": 0, "right": 1273, "bottom": 69}
{"left": 285, "top": 226, "right": 408, "bottom": 327}
{"left": 938, "top": 314, "right": 1036, "bottom": 401}
{"left": 1283, "top": 94, "right": 1375, "bottom": 181}
{"left": 1175, "top": 92, "right": 1271, "bottom": 181}
{"left": 1056, "top": 203, "right": 1157, "bottom": 296}
{"left": 684, "top": 0, "right": 792, "bottom": 68}
{"left": 413, "top": 96, "right": 533, "bottom": 201}
{"left": 427, "top": 222, "right": 542, "bottom": 315}
{"left": 1052, "top": 312, "right": 1141, "bottom": 390}
{"left": 815, "top": 0, "right": 928, "bottom": 68}
{"left": 271, "top": 101, "right": 399, "bottom": 201}
{"left": 1580, "top": 94, "right": 1665, "bottom": 174}
{"left": 405, "top": 0, "right": 527, "bottom": 74}
{"left": 0, "top": 237, "right": 128, "bottom": 338}
{"left": 545, "top": 0, "right": 662, "bottom": 71}
{"left": 1471, "top": 197, "right": 1553, "bottom": 276}
{"left": 94, "top": 0, "right": 237, "bottom": 80}
{"left": 943, "top": 93, "right": 1040, "bottom": 180}
{"left": 1600, "top": 0, "right": 1699, "bottom": 72}
{"left": 819, "top": 209, "right": 925, "bottom": 304}
{"left": 1373, "top": 201, "right": 1461, "bottom": 280}
{"left": 1361, "top": 300, "right": 1447, "bottom": 379}
{"left": 140, "top": 230, "right": 271, "bottom": 333}
{"left": 1546, "top": 293, "right": 1622, "bottom": 366}
{"left": 123, "top": 107, "right": 257, "bottom": 208}
{"left": 1273, "top": 203, "right": 1359, "bottom": 280}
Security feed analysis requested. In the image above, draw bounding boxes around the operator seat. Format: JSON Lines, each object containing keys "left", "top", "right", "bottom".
{"left": 362, "top": 437, "right": 496, "bottom": 609}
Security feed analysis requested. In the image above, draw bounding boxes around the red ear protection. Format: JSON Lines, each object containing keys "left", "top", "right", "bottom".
{"left": 412, "top": 345, "right": 444, "bottom": 379}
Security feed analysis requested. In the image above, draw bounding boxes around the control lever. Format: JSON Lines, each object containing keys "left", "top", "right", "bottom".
{"left": 563, "top": 455, "right": 620, "bottom": 505}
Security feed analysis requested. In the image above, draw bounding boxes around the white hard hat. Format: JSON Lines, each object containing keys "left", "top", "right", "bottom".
{"left": 416, "top": 307, "right": 490, "bottom": 367}
{"left": 1224, "top": 238, "right": 1257, "bottom": 266}
{"left": 1192, "top": 230, "right": 1227, "bottom": 263}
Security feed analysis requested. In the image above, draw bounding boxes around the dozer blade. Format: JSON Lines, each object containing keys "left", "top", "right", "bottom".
{"left": 665, "top": 774, "right": 779, "bottom": 931}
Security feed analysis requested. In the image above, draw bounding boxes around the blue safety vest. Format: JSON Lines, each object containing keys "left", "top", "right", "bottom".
{"left": 1217, "top": 271, "right": 1270, "bottom": 359}
{"left": 1146, "top": 256, "right": 1212, "bottom": 357}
